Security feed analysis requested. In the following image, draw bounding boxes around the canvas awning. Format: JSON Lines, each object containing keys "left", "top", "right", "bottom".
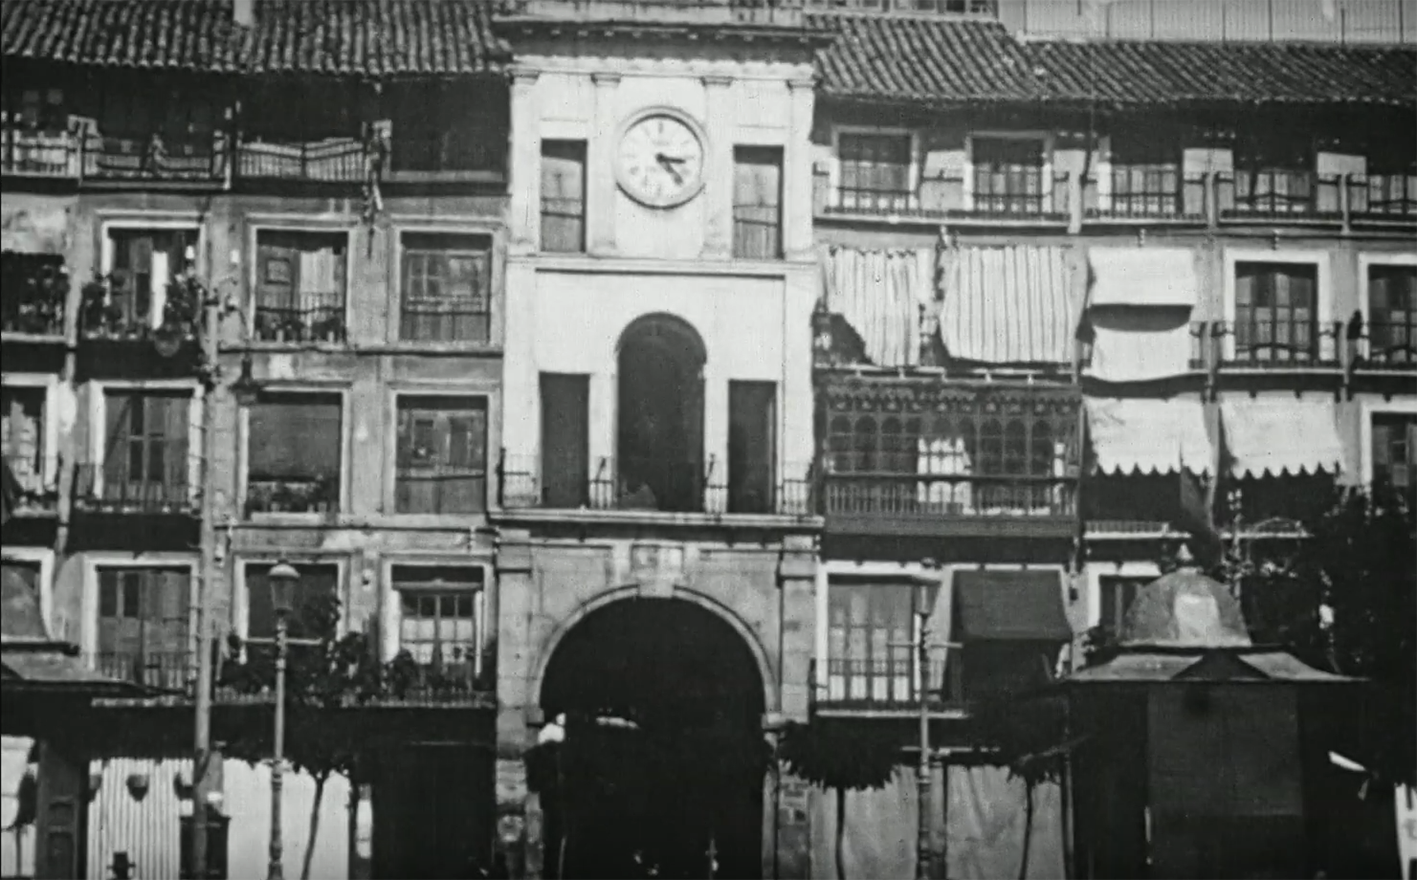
{"left": 1220, "top": 398, "right": 1345, "bottom": 478}
{"left": 1086, "top": 397, "right": 1212, "bottom": 476}
{"left": 1087, "top": 247, "right": 1198, "bottom": 308}
{"left": 820, "top": 245, "right": 935, "bottom": 368}
{"left": 1, "top": 646, "right": 135, "bottom": 693}
{"left": 939, "top": 245, "right": 1078, "bottom": 366}
{"left": 953, "top": 570, "right": 1072, "bottom": 642}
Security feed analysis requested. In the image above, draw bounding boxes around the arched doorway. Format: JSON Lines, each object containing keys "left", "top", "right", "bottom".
{"left": 539, "top": 598, "right": 767, "bottom": 879}
{"left": 616, "top": 315, "right": 706, "bottom": 512}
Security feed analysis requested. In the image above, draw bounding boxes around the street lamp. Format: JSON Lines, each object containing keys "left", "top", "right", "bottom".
{"left": 265, "top": 560, "right": 301, "bottom": 880}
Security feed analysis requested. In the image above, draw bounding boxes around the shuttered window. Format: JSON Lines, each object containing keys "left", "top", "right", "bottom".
{"left": 1, "top": 386, "right": 45, "bottom": 496}
{"left": 245, "top": 392, "right": 342, "bottom": 515}
{"left": 395, "top": 396, "right": 487, "bottom": 514}
{"left": 96, "top": 566, "right": 191, "bottom": 689}
{"left": 541, "top": 141, "right": 586, "bottom": 253}
{"left": 400, "top": 234, "right": 492, "bottom": 344}
{"left": 1367, "top": 264, "right": 1416, "bottom": 367}
{"left": 101, "top": 391, "right": 190, "bottom": 503}
{"left": 1372, "top": 413, "right": 1417, "bottom": 500}
{"left": 733, "top": 147, "right": 782, "bottom": 260}
{"left": 826, "top": 581, "right": 919, "bottom": 705}
{"left": 245, "top": 563, "right": 339, "bottom": 642}
{"left": 1234, "top": 262, "right": 1319, "bottom": 364}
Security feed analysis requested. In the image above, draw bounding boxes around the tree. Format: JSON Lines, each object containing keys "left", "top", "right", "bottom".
{"left": 219, "top": 594, "right": 452, "bottom": 880}
{"left": 1235, "top": 482, "right": 1416, "bottom": 790}
{"left": 777, "top": 720, "right": 899, "bottom": 880}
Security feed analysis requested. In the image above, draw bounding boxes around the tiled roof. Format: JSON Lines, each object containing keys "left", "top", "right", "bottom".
{"left": 808, "top": 12, "right": 1040, "bottom": 105}
{"left": 1026, "top": 38, "right": 1417, "bottom": 109}
{"left": 0, "top": 0, "right": 510, "bottom": 76}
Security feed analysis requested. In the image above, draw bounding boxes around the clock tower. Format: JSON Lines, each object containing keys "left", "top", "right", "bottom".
{"left": 493, "top": 3, "right": 825, "bottom": 879}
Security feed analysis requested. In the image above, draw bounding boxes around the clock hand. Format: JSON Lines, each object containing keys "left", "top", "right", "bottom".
{"left": 655, "top": 153, "right": 688, "bottom": 164}
{"left": 656, "top": 155, "right": 684, "bottom": 185}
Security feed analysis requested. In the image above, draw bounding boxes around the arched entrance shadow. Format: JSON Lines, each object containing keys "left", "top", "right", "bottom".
{"left": 539, "top": 597, "right": 767, "bottom": 880}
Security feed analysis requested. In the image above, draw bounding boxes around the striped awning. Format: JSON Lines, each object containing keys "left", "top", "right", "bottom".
{"left": 1086, "top": 397, "right": 1213, "bottom": 476}
{"left": 820, "top": 246, "right": 935, "bottom": 369}
{"left": 1220, "top": 399, "right": 1345, "bottom": 478}
{"left": 939, "top": 245, "right": 1078, "bottom": 366}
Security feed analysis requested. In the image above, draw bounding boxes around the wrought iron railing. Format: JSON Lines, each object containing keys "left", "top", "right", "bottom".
{"left": 72, "top": 459, "right": 200, "bottom": 515}
{"left": 244, "top": 476, "right": 340, "bottom": 516}
{"left": 1219, "top": 170, "right": 1342, "bottom": 220}
{"left": 2, "top": 454, "right": 57, "bottom": 515}
{"left": 498, "top": 451, "right": 814, "bottom": 516}
{"left": 1, "top": 115, "right": 80, "bottom": 178}
{"left": 1087, "top": 166, "right": 1209, "bottom": 220}
{"left": 0, "top": 253, "right": 67, "bottom": 337}
{"left": 810, "top": 658, "right": 966, "bottom": 712}
{"left": 969, "top": 166, "right": 1069, "bottom": 218}
{"left": 81, "top": 131, "right": 227, "bottom": 182}
{"left": 1189, "top": 320, "right": 1343, "bottom": 370}
{"left": 252, "top": 292, "right": 347, "bottom": 344}
{"left": 394, "top": 463, "right": 487, "bottom": 515}
{"left": 822, "top": 472, "right": 1076, "bottom": 519}
{"left": 1348, "top": 173, "right": 1417, "bottom": 220}
{"left": 90, "top": 650, "right": 194, "bottom": 694}
{"left": 1358, "top": 317, "right": 1417, "bottom": 370}
{"left": 236, "top": 137, "right": 366, "bottom": 182}
{"left": 383, "top": 647, "right": 495, "bottom": 705}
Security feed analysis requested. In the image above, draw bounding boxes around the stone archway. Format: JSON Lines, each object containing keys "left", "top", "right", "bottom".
{"left": 538, "top": 596, "right": 767, "bottom": 879}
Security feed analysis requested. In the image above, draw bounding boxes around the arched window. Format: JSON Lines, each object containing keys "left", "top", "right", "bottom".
{"left": 853, "top": 417, "right": 877, "bottom": 472}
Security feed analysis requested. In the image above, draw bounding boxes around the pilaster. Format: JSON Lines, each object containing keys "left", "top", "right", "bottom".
{"left": 589, "top": 72, "right": 622, "bottom": 256}
{"left": 777, "top": 544, "right": 817, "bottom": 720}
{"left": 701, "top": 74, "right": 735, "bottom": 260}
{"left": 508, "top": 67, "right": 542, "bottom": 256}
{"left": 783, "top": 77, "right": 817, "bottom": 261}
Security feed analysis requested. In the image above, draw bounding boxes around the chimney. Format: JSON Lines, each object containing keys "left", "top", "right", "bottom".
{"left": 233, "top": 0, "right": 254, "bottom": 28}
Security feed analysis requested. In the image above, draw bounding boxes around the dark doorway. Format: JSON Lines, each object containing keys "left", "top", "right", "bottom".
{"left": 540, "top": 599, "right": 767, "bottom": 879}
{"left": 616, "top": 315, "right": 706, "bottom": 512}
{"left": 372, "top": 743, "right": 495, "bottom": 879}
{"left": 727, "top": 380, "right": 776, "bottom": 514}
{"left": 542, "top": 373, "right": 590, "bottom": 507}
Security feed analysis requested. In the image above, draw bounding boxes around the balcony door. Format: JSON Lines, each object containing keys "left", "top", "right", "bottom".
{"left": 540, "top": 374, "right": 589, "bottom": 508}
{"left": 102, "top": 390, "right": 189, "bottom": 506}
{"left": 96, "top": 566, "right": 191, "bottom": 690}
{"left": 616, "top": 315, "right": 705, "bottom": 513}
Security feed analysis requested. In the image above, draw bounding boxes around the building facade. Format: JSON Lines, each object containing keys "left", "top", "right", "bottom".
{"left": 1, "top": 0, "right": 1413, "bottom": 878}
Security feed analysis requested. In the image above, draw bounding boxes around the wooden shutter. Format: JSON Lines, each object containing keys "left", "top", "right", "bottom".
{"left": 733, "top": 147, "right": 782, "bottom": 259}
{"left": 540, "top": 141, "right": 586, "bottom": 253}
{"left": 102, "top": 392, "right": 136, "bottom": 491}
{"left": 540, "top": 375, "right": 590, "bottom": 508}
{"left": 158, "top": 393, "right": 190, "bottom": 500}
{"left": 248, "top": 394, "right": 341, "bottom": 481}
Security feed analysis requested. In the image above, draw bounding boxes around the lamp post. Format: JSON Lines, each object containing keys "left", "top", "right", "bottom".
{"left": 265, "top": 560, "right": 302, "bottom": 880}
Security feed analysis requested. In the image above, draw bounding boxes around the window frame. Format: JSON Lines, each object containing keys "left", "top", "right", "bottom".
{"left": 388, "top": 564, "right": 488, "bottom": 679}
{"left": 237, "top": 384, "right": 350, "bottom": 522}
{"left": 387, "top": 391, "right": 492, "bottom": 517}
{"left": 396, "top": 232, "right": 495, "bottom": 345}
{"left": 1085, "top": 561, "right": 1159, "bottom": 634}
{"left": 97, "top": 218, "right": 203, "bottom": 329}
{"left": 234, "top": 556, "right": 349, "bottom": 644}
{"left": 1360, "top": 398, "right": 1417, "bottom": 489}
{"left": 89, "top": 380, "right": 202, "bottom": 504}
{"left": 388, "top": 220, "right": 502, "bottom": 347}
{"left": 829, "top": 125, "right": 920, "bottom": 213}
{"left": 539, "top": 139, "right": 589, "bottom": 254}
{"left": 246, "top": 224, "right": 354, "bottom": 347}
{"left": 1, "top": 546, "right": 55, "bottom": 637}
{"left": 1222, "top": 249, "right": 1333, "bottom": 363}
{"left": 964, "top": 131, "right": 1055, "bottom": 214}
{"left": 1357, "top": 252, "right": 1417, "bottom": 365}
{"left": 80, "top": 553, "right": 197, "bottom": 657}
{"left": 731, "top": 145, "right": 784, "bottom": 261}
{"left": 1, "top": 373, "right": 60, "bottom": 493}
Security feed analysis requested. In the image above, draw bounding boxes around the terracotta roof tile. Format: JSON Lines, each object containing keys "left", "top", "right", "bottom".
{"left": 809, "top": 12, "right": 1041, "bottom": 105}
{"left": 1025, "top": 38, "right": 1417, "bottom": 109}
{"left": 1, "top": 0, "right": 510, "bottom": 76}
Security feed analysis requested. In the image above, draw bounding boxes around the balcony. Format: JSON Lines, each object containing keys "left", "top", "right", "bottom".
{"left": 72, "top": 461, "right": 200, "bottom": 516}
{"left": 252, "top": 293, "right": 347, "bottom": 345}
{"left": 1, "top": 115, "right": 80, "bottom": 178}
{"left": 498, "top": 452, "right": 815, "bottom": 518}
{"left": 1348, "top": 173, "right": 1417, "bottom": 223}
{"left": 1084, "top": 167, "right": 1209, "bottom": 222}
{"left": 244, "top": 476, "right": 339, "bottom": 517}
{"left": 822, "top": 472, "right": 1076, "bottom": 537}
{"left": 2, "top": 455, "right": 57, "bottom": 517}
{"left": 1217, "top": 170, "right": 1343, "bottom": 223}
{"left": 81, "top": 130, "right": 227, "bottom": 184}
{"left": 382, "top": 650, "right": 496, "bottom": 707}
{"left": 90, "top": 650, "right": 194, "bottom": 695}
{"left": 1189, "top": 321, "right": 1344, "bottom": 372}
{"left": 819, "top": 168, "right": 1072, "bottom": 225}
{"left": 236, "top": 137, "right": 366, "bottom": 183}
{"left": 0, "top": 253, "right": 67, "bottom": 339}
{"left": 1357, "top": 317, "right": 1416, "bottom": 371}
{"left": 502, "top": 0, "right": 806, "bottom": 26}
{"left": 810, "top": 658, "right": 967, "bottom": 717}
{"left": 384, "top": 128, "right": 507, "bottom": 183}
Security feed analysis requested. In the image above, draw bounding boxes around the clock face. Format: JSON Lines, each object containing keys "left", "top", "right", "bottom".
{"left": 616, "top": 113, "right": 706, "bottom": 208}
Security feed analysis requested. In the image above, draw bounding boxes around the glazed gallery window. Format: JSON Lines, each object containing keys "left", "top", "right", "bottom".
{"left": 394, "top": 566, "right": 485, "bottom": 675}
{"left": 1233, "top": 261, "right": 1320, "bottom": 364}
{"left": 244, "top": 392, "right": 342, "bottom": 516}
{"left": 395, "top": 396, "right": 488, "bottom": 515}
{"left": 400, "top": 234, "right": 492, "bottom": 344}
{"left": 95, "top": 566, "right": 191, "bottom": 690}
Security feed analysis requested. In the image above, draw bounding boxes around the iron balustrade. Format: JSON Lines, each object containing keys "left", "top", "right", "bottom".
{"left": 1087, "top": 167, "right": 1209, "bottom": 220}
{"left": 1, "top": 115, "right": 80, "bottom": 178}
{"left": 810, "top": 658, "right": 966, "bottom": 712}
{"left": 252, "top": 292, "right": 347, "bottom": 344}
{"left": 73, "top": 458, "right": 201, "bottom": 515}
{"left": 0, "top": 253, "right": 67, "bottom": 337}
{"left": 822, "top": 472, "right": 1076, "bottom": 520}
{"left": 1219, "top": 170, "right": 1342, "bottom": 220}
{"left": 969, "top": 166, "right": 1069, "bottom": 218}
{"left": 1190, "top": 320, "right": 1343, "bottom": 370}
{"left": 81, "top": 131, "right": 227, "bottom": 182}
{"left": 90, "top": 649, "right": 195, "bottom": 694}
{"left": 384, "top": 648, "right": 496, "bottom": 706}
{"left": 237, "top": 138, "right": 366, "bottom": 182}
{"left": 1358, "top": 317, "right": 1417, "bottom": 370}
{"left": 244, "top": 476, "right": 340, "bottom": 516}
{"left": 498, "top": 450, "right": 814, "bottom": 516}
{"left": 1349, "top": 173, "right": 1417, "bottom": 220}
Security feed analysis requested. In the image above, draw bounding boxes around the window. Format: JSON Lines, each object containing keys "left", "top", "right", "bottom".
{"left": 540, "top": 374, "right": 590, "bottom": 508}
{"left": 253, "top": 231, "right": 347, "bottom": 344}
{"left": 1107, "top": 130, "right": 1181, "bottom": 215}
{"left": 1097, "top": 575, "right": 1150, "bottom": 640}
{"left": 97, "top": 229, "right": 195, "bottom": 335}
{"left": 1233, "top": 132, "right": 1315, "bottom": 212}
{"left": 95, "top": 566, "right": 191, "bottom": 689}
{"left": 971, "top": 137, "right": 1048, "bottom": 215}
{"left": 1372, "top": 413, "right": 1417, "bottom": 501}
{"left": 1367, "top": 264, "right": 1416, "bottom": 367}
{"left": 733, "top": 147, "right": 782, "bottom": 259}
{"left": 2, "top": 560, "right": 42, "bottom": 633}
{"left": 727, "top": 381, "right": 776, "bottom": 514}
{"left": 394, "top": 566, "right": 485, "bottom": 676}
{"left": 826, "top": 580, "right": 920, "bottom": 705}
{"left": 837, "top": 132, "right": 912, "bottom": 212}
{"left": 1233, "top": 262, "right": 1319, "bottom": 364}
{"left": 245, "top": 392, "right": 342, "bottom": 516}
{"left": 386, "top": 81, "right": 504, "bottom": 174}
{"left": 400, "top": 234, "right": 492, "bottom": 344}
{"left": 245, "top": 562, "right": 339, "bottom": 642}
{"left": 541, "top": 140, "right": 586, "bottom": 253}
{"left": 396, "top": 396, "right": 487, "bottom": 515}
{"left": 99, "top": 391, "right": 191, "bottom": 507}
{"left": 1, "top": 386, "right": 45, "bottom": 498}
{"left": 2, "top": 86, "right": 65, "bottom": 132}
